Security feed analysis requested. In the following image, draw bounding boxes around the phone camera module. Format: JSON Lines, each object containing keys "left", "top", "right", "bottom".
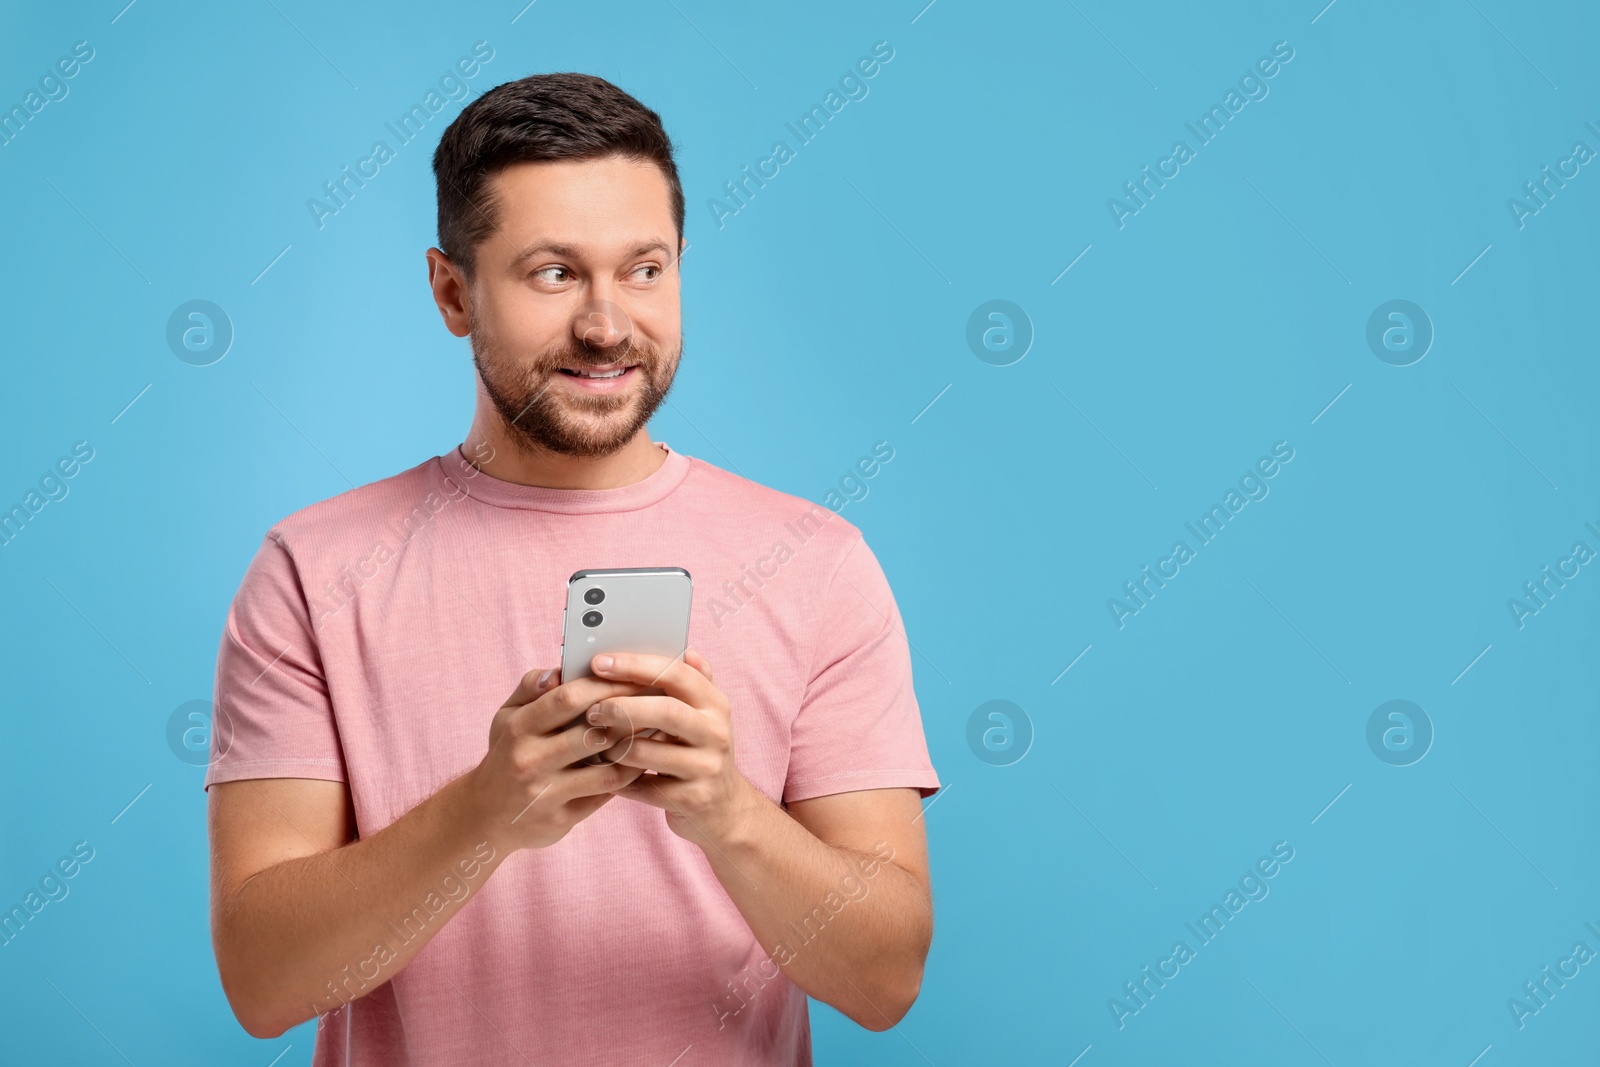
{"left": 584, "top": 588, "right": 605, "bottom": 605}
{"left": 581, "top": 610, "right": 603, "bottom": 628}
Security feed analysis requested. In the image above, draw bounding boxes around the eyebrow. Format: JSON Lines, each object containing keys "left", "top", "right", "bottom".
{"left": 510, "top": 238, "right": 674, "bottom": 268}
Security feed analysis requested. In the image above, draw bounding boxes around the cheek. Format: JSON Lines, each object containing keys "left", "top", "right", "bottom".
{"left": 654, "top": 343, "right": 682, "bottom": 378}
{"left": 492, "top": 318, "right": 568, "bottom": 368}
{"left": 635, "top": 323, "right": 682, "bottom": 373}
{"left": 636, "top": 300, "right": 681, "bottom": 353}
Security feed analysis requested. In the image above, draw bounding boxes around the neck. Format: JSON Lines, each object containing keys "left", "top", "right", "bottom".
{"left": 463, "top": 403, "right": 667, "bottom": 490}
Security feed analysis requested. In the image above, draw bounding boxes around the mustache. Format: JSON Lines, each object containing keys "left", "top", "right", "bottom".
{"left": 540, "top": 340, "right": 652, "bottom": 371}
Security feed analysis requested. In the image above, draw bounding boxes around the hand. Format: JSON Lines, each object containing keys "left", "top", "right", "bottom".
{"left": 585, "top": 648, "right": 761, "bottom": 849}
{"left": 468, "top": 666, "right": 653, "bottom": 852}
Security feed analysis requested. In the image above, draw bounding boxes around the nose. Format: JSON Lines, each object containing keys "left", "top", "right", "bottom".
{"left": 572, "top": 297, "right": 633, "bottom": 353}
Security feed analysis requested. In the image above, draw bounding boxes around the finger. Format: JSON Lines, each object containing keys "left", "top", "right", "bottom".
{"left": 590, "top": 652, "right": 713, "bottom": 707}
{"left": 547, "top": 715, "right": 641, "bottom": 767}
{"left": 503, "top": 665, "right": 561, "bottom": 709}
{"left": 588, "top": 695, "right": 710, "bottom": 747}
{"left": 560, "top": 790, "right": 618, "bottom": 822}
{"left": 579, "top": 730, "right": 662, "bottom": 770}
{"left": 518, "top": 675, "right": 652, "bottom": 735}
{"left": 683, "top": 647, "right": 714, "bottom": 682}
{"left": 560, "top": 756, "right": 646, "bottom": 798}
{"left": 500, "top": 685, "right": 649, "bottom": 775}
{"left": 603, "top": 735, "right": 710, "bottom": 779}
{"left": 612, "top": 774, "right": 672, "bottom": 808}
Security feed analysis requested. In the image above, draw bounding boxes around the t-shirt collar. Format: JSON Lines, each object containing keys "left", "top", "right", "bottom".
{"left": 439, "top": 440, "right": 691, "bottom": 514}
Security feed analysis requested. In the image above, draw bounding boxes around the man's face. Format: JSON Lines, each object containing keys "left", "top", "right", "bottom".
{"left": 464, "top": 156, "right": 682, "bottom": 457}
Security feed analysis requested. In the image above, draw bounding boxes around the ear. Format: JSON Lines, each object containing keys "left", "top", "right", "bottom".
{"left": 425, "top": 247, "right": 472, "bottom": 338}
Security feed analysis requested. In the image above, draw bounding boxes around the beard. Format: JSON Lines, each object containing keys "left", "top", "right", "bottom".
{"left": 469, "top": 310, "right": 680, "bottom": 459}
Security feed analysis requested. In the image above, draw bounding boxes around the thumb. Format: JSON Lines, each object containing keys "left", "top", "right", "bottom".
{"left": 505, "top": 665, "right": 561, "bottom": 708}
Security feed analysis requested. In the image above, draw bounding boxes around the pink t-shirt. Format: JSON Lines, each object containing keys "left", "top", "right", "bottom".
{"left": 204, "top": 440, "right": 940, "bottom": 1067}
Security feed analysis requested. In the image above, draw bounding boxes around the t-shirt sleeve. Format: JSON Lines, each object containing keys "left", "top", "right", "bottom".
{"left": 783, "top": 532, "right": 941, "bottom": 804}
{"left": 202, "top": 532, "right": 348, "bottom": 792}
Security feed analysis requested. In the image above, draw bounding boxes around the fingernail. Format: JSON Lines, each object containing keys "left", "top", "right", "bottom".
{"left": 587, "top": 707, "right": 603, "bottom": 725}
{"left": 593, "top": 655, "right": 613, "bottom": 672}
{"left": 537, "top": 668, "right": 554, "bottom": 688}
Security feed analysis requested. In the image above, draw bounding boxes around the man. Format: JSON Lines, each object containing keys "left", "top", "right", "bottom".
{"left": 205, "top": 71, "right": 940, "bottom": 1066}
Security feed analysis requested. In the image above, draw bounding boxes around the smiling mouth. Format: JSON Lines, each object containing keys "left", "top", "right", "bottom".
{"left": 558, "top": 362, "right": 636, "bottom": 379}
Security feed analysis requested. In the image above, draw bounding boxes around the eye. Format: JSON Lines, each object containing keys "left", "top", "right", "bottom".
{"left": 533, "top": 266, "right": 571, "bottom": 283}
{"left": 633, "top": 264, "right": 662, "bottom": 281}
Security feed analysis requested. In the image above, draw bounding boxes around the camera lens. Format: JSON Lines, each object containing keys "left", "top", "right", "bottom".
{"left": 584, "top": 587, "right": 605, "bottom": 605}
{"left": 582, "top": 610, "right": 603, "bottom": 628}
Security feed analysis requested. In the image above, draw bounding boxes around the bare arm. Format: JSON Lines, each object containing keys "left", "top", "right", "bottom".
{"left": 702, "top": 785, "right": 932, "bottom": 1031}
{"left": 208, "top": 668, "right": 647, "bottom": 1038}
{"left": 209, "top": 773, "right": 498, "bottom": 1037}
{"left": 588, "top": 650, "right": 934, "bottom": 1030}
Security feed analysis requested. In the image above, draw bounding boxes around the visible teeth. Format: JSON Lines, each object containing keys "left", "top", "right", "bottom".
{"left": 567, "top": 367, "right": 626, "bottom": 378}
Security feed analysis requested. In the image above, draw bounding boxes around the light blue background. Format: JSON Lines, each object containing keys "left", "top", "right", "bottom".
{"left": 2, "top": 1, "right": 1597, "bottom": 1063}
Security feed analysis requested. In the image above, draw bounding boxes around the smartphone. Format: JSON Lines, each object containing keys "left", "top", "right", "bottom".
{"left": 560, "top": 567, "right": 692, "bottom": 765}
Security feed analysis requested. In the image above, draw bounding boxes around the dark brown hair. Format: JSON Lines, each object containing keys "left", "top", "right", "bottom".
{"left": 431, "top": 72, "right": 683, "bottom": 282}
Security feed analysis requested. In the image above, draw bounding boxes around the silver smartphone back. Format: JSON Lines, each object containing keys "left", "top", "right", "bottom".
{"left": 560, "top": 567, "right": 693, "bottom": 683}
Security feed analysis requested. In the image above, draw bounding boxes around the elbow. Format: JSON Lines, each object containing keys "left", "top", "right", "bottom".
{"left": 240, "top": 1012, "right": 292, "bottom": 1042}
{"left": 852, "top": 968, "right": 925, "bottom": 1032}
{"left": 227, "top": 979, "right": 315, "bottom": 1040}
{"left": 218, "top": 963, "right": 297, "bottom": 1040}
{"left": 854, "top": 898, "right": 931, "bottom": 1031}
{"left": 214, "top": 932, "right": 307, "bottom": 1040}
{"left": 218, "top": 975, "right": 289, "bottom": 1040}
{"left": 212, "top": 874, "right": 329, "bottom": 1039}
